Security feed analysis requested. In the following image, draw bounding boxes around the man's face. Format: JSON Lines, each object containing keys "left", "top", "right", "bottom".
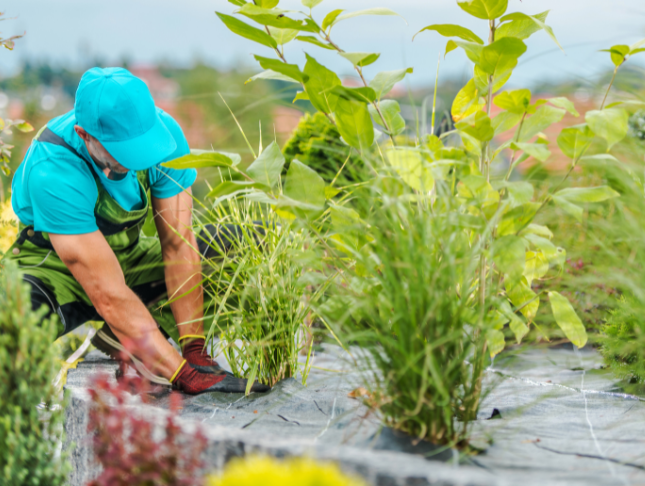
{"left": 87, "top": 136, "right": 129, "bottom": 174}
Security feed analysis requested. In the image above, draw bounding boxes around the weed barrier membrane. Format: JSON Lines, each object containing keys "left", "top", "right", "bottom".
{"left": 64, "top": 344, "right": 645, "bottom": 485}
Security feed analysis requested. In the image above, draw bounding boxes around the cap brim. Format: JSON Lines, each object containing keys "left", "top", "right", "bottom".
{"left": 100, "top": 113, "right": 177, "bottom": 171}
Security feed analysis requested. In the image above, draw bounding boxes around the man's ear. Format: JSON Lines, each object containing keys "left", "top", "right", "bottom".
{"left": 74, "top": 125, "right": 90, "bottom": 141}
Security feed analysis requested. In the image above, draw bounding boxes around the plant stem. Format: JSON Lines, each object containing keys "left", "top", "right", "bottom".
{"left": 600, "top": 65, "right": 620, "bottom": 110}
{"left": 324, "top": 31, "right": 397, "bottom": 146}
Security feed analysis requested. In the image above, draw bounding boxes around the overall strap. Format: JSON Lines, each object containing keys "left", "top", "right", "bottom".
{"left": 37, "top": 127, "right": 93, "bottom": 170}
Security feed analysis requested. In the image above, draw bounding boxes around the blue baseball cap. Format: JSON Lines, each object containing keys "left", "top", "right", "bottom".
{"left": 74, "top": 67, "right": 177, "bottom": 171}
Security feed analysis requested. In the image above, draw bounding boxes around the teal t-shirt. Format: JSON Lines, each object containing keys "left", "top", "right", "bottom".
{"left": 11, "top": 108, "right": 197, "bottom": 235}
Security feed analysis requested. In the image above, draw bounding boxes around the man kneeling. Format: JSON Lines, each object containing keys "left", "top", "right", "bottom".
{"left": 5, "top": 67, "right": 268, "bottom": 395}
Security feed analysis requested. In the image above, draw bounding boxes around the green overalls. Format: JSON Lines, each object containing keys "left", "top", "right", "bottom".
{"left": 5, "top": 127, "right": 182, "bottom": 341}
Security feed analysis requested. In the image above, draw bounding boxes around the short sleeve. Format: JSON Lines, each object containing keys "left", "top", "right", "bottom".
{"left": 149, "top": 110, "right": 197, "bottom": 199}
{"left": 30, "top": 159, "right": 99, "bottom": 234}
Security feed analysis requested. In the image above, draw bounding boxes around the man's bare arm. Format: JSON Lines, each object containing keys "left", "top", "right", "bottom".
{"left": 49, "top": 231, "right": 182, "bottom": 378}
{"left": 152, "top": 188, "right": 204, "bottom": 338}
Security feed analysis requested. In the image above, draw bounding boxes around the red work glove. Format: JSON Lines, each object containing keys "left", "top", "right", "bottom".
{"left": 178, "top": 335, "right": 226, "bottom": 371}
{"left": 170, "top": 360, "right": 270, "bottom": 395}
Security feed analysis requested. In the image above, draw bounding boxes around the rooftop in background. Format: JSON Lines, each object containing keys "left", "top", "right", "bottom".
{"left": 1, "top": 0, "right": 644, "bottom": 89}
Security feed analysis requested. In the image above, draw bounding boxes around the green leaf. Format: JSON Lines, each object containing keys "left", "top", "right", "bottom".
{"left": 216, "top": 12, "right": 277, "bottom": 49}
{"left": 548, "top": 291, "right": 587, "bottom": 348}
{"left": 473, "top": 64, "right": 512, "bottom": 97}
{"left": 457, "top": 0, "right": 508, "bottom": 19}
{"left": 302, "top": 0, "right": 323, "bottom": 8}
{"left": 479, "top": 37, "right": 527, "bottom": 76}
{"left": 452, "top": 79, "right": 485, "bottom": 123}
{"left": 303, "top": 54, "right": 341, "bottom": 113}
{"left": 518, "top": 105, "right": 565, "bottom": 142}
{"left": 487, "top": 329, "right": 506, "bottom": 358}
{"left": 557, "top": 124, "right": 593, "bottom": 159}
{"left": 523, "top": 233, "right": 564, "bottom": 267}
{"left": 494, "top": 89, "right": 531, "bottom": 114}
{"left": 293, "top": 91, "right": 309, "bottom": 102}
{"left": 331, "top": 86, "right": 376, "bottom": 103}
{"left": 228, "top": 0, "right": 247, "bottom": 6}
{"left": 256, "top": 0, "right": 279, "bottom": 7}
{"left": 386, "top": 148, "right": 434, "bottom": 192}
{"left": 246, "top": 141, "right": 285, "bottom": 188}
{"left": 295, "top": 35, "right": 334, "bottom": 50}
{"left": 369, "top": 100, "right": 406, "bottom": 136}
{"left": 493, "top": 235, "right": 526, "bottom": 283}
{"left": 586, "top": 108, "right": 629, "bottom": 150}
{"left": 245, "top": 69, "right": 299, "bottom": 84}
{"left": 13, "top": 121, "right": 33, "bottom": 133}
{"left": 334, "top": 98, "right": 374, "bottom": 151}
{"left": 446, "top": 40, "right": 483, "bottom": 63}
{"left": 162, "top": 151, "right": 235, "bottom": 169}
{"left": 455, "top": 111, "right": 494, "bottom": 142}
{"left": 206, "top": 180, "right": 270, "bottom": 199}
{"left": 498, "top": 202, "right": 540, "bottom": 236}
{"left": 600, "top": 44, "right": 630, "bottom": 67}
{"left": 267, "top": 26, "right": 298, "bottom": 45}
{"left": 551, "top": 196, "right": 583, "bottom": 222}
{"left": 497, "top": 11, "right": 549, "bottom": 41}
{"left": 254, "top": 55, "right": 309, "bottom": 83}
{"left": 492, "top": 111, "right": 522, "bottom": 135}
{"left": 520, "top": 224, "right": 553, "bottom": 240}
{"left": 284, "top": 159, "right": 326, "bottom": 208}
{"left": 369, "top": 68, "right": 413, "bottom": 100}
{"left": 238, "top": 4, "right": 318, "bottom": 32}
{"left": 322, "top": 9, "right": 344, "bottom": 31}
{"left": 339, "top": 52, "right": 381, "bottom": 67}
{"left": 547, "top": 97, "right": 579, "bottom": 116}
{"left": 414, "top": 24, "right": 484, "bottom": 44}
{"left": 333, "top": 8, "right": 405, "bottom": 27}
{"left": 510, "top": 142, "right": 551, "bottom": 162}
{"left": 496, "top": 180, "right": 534, "bottom": 206}
{"left": 554, "top": 186, "right": 620, "bottom": 204}
{"left": 458, "top": 175, "right": 499, "bottom": 212}
{"left": 523, "top": 250, "right": 549, "bottom": 285}
{"left": 330, "top": 205, "right": 362, "bottom": 249}
{"left": 506, "top": 277, "right": 539, "bottom": 322}
{"left": 325, "top": 186, "right": 341, "bottom": 199}
{"left": 498, "top": 299, "right": 529, "bottom": 343}
{"left": 498, "top": 11, "right": 561, "bottom": 50}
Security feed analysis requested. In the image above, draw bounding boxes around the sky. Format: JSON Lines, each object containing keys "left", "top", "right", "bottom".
{"left": 1, "top": 0, "right": 645, "bottom": 88}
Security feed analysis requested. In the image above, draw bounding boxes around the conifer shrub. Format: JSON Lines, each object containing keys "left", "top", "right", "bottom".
{"left": 282, "top": 112, "right": 362, "bottom": 184}
{"left": 88, "top": 373, "right": 207, "bottom": 486}
{"left": 0, "top": 261, "right": 68, "bottom": 486}
{"left": 598, "top": 295, "right": 645, "bottom": 384}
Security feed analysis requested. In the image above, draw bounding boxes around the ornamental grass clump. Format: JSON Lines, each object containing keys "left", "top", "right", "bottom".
{"left": 195, "top": 197, "right": 326, "bottom": 389}
{"left": 0, "top": 261, "right": 68, "bottom": 486}
{"left": 320, "top": 179, "right": 491, "bottom": 447}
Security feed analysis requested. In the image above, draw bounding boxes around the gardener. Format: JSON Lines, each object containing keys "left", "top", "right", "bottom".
{"left": 4, "top": 67, "right": 269, "bottom": 395}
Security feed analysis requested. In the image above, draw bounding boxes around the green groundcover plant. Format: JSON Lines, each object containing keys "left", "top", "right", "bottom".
{"left": 0, "top": 262, "right": 68, "bottom": 486}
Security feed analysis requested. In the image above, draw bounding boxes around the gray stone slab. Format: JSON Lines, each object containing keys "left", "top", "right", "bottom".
{"left": 64, "top": 344, "right": 645, "bottom": 486}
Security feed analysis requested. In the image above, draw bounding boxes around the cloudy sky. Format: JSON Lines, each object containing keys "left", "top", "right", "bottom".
{"left": 2, "top": 0, "right": 645, "bottom": 87}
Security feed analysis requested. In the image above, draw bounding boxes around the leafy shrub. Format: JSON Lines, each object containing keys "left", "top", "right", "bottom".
{"left": 282, "top": 112, "right": 362, "bottom": 184}
{"left": 88, "top": 373, "right": 207, "bottom": 486}
{"left": 598, "top": 295, "right": 645, "bottom": 384}
{"left": 0, "top": 261, "right": 68, "bottom": 486}
{"left": 206, "top": 456, "right": 366, "bottom": 486}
